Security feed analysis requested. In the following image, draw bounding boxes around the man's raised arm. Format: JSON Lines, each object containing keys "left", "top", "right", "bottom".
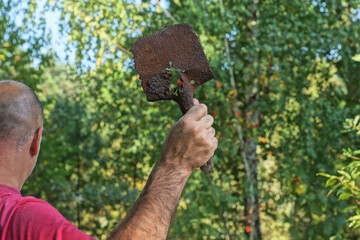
{"left": 108, "top": 101, "right": 218, "bottom": 240}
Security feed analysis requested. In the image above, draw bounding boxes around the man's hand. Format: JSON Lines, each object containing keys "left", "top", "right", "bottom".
{"left": 108, "top": 100, "right": 217, "bottom": 240}
{"left": 161, "top": 99, "right": 218, "bottom": 173}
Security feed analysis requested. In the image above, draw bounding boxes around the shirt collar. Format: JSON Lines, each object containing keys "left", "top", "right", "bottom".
{"left": 0, "top": 184, "right": 21, "bottom": 196}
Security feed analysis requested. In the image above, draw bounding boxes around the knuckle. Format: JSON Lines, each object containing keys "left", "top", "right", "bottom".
{"left": 191, "top": 122, "right": 202, "bottom": 132}
{"left": 205, "top": 138, "right": 213, "bottom": 148}
{"left": 190, "top": 125, "right": 202, "bottom": 139}
{"left": 203, "top": 134, "right": 210, "bottom": 142}
{"left": 199, "top": 103, "right": 208, "bottom": 113}
{"left": 194, "top": 125, "right": 202, "bottom": 135}
{"left": 199, "top": 133, "right": 208, "bottom": 143}
{"left": 208, "top": 115, "right": 214, "bottom": 123}
{"left": 213, "top": 138, "right": 219, "bottom": 148}
{"left": 181, "top": 117, "right": 191, "bottom": 128}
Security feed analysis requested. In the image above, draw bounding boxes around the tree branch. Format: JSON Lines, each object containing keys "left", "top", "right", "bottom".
{"left": 155, "top": 0, "right": 178, "bottom": 23}
{"left": 117, "top": 44, "right": 132, "bottom": 57}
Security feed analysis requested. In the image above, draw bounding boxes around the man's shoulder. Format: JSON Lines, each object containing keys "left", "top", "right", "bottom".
{"left": 1, "top": 193, "right": 56, "bottom": 215}
{"left": 2, "top": 195, "right": 94, "bottom": 239}
{"left": 13, "top": 196, "right": 67, "bottom": 223}
{"left": 17, "top": 195, "right": 54, "bottom": 207}
{"left": 0, "top": 191, "right": 48, "bottom": 221}
{"left": 0, "top": 185, "right": 45, "bottom": 208}
{"left": 0, "top": 190, "right": 67, "bottom": 227}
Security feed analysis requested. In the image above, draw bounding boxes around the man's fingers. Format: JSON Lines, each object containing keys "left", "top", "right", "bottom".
{"left": 184, "top": 103, "right": 207, "bottom": 121}
{"left": 193, "top": 98, "right": 199, "bottom": 105}
{"left": 206, "top": 127, "right": 216, "bottom": 139}
{"left": 199, "top": 115, "right": 214, "bottom": 129}
{"left": 211, "top": 137, "right": 218, "bottom": 151}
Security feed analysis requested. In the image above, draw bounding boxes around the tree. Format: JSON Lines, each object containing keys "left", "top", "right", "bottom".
{"left": 319, "top": 115, "right": 360, "bottom": 239}
{"left": 3, "top": 0, "right": 359, "bottom": 239}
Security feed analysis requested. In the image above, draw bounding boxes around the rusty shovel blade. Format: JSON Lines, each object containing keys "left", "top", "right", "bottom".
{"left": 131, "top": 23, "right": 213, "bottom": 99}
{"left": 131, "top": 23, "right": 215, "bottom": 173}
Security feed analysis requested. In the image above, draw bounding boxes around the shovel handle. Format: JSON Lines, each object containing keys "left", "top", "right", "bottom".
{"left": 177, "top": 94, "right": 214, "bottom": 173}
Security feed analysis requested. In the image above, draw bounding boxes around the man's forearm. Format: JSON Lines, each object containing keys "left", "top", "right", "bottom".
{"left": 108, "top": 156, "right": 191, "bottom": 240}
{"left": 108, "top": 102, "right": 217, "bottom": 239}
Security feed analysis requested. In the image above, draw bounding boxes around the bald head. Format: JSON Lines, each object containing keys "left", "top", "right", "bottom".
{"left": 0, "top": 80, "right": 44, "bottom": 148}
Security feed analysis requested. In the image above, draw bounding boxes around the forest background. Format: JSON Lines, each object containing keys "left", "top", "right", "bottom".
{"left": 1, "top": 0, "right": 360, "bottom": 239}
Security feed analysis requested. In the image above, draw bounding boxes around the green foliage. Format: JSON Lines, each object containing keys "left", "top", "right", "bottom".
{"left": 1, "top": 0, "right": 360, "bottom": 239}
{"left": 167, "top": 60, "right": 185, "bottom": 96}
{"left": 319, "top": 116, "right": 360, "bottom": 235}
{"left": 352, "top": 54, "right": 360, "bottom": 62}
{"left": 0, "top": 0, "right": 53, "bottom": 88}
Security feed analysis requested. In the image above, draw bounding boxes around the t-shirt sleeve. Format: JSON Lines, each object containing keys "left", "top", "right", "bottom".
{"left": 6, "top": 198, "right": 94, "bottom": 240}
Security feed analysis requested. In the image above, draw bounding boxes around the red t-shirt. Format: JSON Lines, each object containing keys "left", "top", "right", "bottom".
{"left": 0, "top": 184, "right": 94, "bottom": 240}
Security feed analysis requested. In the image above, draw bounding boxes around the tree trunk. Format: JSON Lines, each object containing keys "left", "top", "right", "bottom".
{"left": 244, "top": 0, "right": 261, "bottom": 239}
{"left": 244, "top": 138, "right": 261, "bottom": 239}
{"left": 220, "top": 0, "right": 261, "bottom": 238}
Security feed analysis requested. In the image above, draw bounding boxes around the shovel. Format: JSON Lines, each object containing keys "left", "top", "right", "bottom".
{"left": 131, "top": 23, "right": 215, "bottom": 173}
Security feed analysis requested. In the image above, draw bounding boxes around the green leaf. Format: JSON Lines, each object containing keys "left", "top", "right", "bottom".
{"left": 344, "top": 205, "right": 358, "bottom": 212}
{"left": 354, "top": 115, "right": 360, "bottom": 127}
{"left": 325, "top": 177, "right": 338, "bottom": 187}
{"left": 348, "top": 215, "right": 360, "bottom": 221}
{"left": 354, "top": 150, "right": 360, "bottom": 155}
{"left": 338, "top": 192, "right": 353, "bottom": 200}
{"left": 338, "top": 170, "right": 351, "bottom": 180}
{"left": 317, "top": 172, "right": 332, "bottom": 178}
{"left": 352, "top": 54, "right": 360, "bottom": 62}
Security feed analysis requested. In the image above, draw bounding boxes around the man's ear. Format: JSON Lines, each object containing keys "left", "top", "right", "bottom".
{"left": 30, "top": 127, "right": 43, "bottom": 157}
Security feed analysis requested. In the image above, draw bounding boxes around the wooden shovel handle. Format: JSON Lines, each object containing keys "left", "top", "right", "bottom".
{"left": 176, "top": 87, "right": 214, "bottom": 173}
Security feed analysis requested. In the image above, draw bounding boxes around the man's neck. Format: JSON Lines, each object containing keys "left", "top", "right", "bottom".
{"left": 0, "top": 177, "right": 22, "bottom": 191}
{"left": 0, "top": 161, "right": 23, "bottom": 191}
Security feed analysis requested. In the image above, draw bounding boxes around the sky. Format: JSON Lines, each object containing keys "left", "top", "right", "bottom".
{"left": 8, "top": 0, "right": 168, "bottom": 67}
{"left": 10, "top": 0, "right": 360, "bottom": 67}
{"left": 38, "top": 0, "right": 75, "bottom": 64}
{"left": 35, "top": 0, "right": 168, "bottom": 65}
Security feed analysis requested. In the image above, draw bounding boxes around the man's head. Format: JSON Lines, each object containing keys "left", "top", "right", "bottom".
{"left": 0, "top": 80, "right": 44, "bottom": 190}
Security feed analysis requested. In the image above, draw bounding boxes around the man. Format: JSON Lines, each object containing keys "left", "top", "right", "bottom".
{"left": 0, "top": 80, "right": 218, "bottom": 239}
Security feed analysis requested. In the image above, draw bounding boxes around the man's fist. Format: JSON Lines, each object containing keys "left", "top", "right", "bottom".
{"left": 161, "top": 99, "right": 218, "bottom": 173}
